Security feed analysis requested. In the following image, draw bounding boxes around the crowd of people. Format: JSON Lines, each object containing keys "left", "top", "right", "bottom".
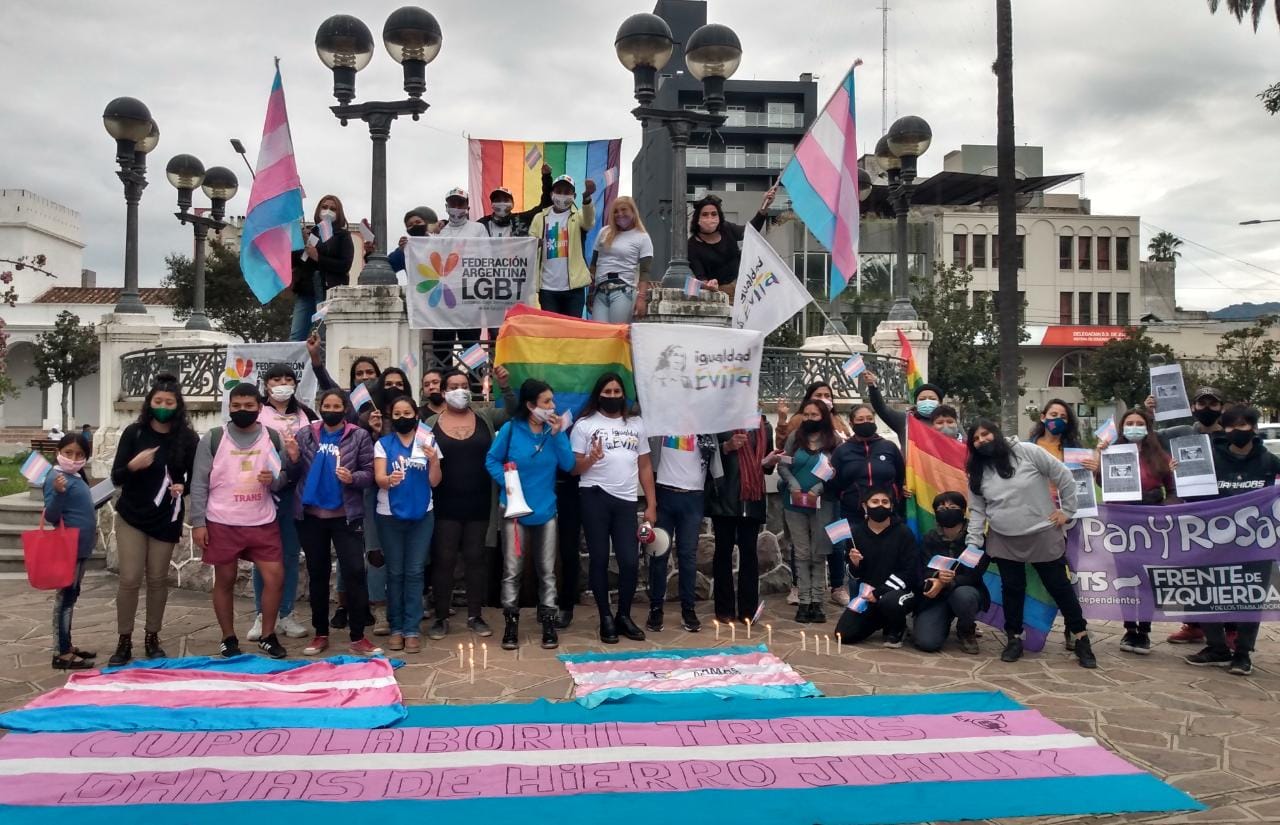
{"left": 285, "top": 180, "right": 780, "bottom": 340}
{"left": 41, "top": 346, "right": 1273, "bottom": 680}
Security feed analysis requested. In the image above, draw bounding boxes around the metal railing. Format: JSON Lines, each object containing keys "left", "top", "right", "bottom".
{"left": 684, "top": 109, "right": 805, "bottom": 128}
{"left": 120, "top": 345, "right": 227, "bottom": 400}
{"left": 760, "top": 347, "right": 908, "bottom": 403}
{"left": 685, "top": 152, "right": 792, "bottom": 170}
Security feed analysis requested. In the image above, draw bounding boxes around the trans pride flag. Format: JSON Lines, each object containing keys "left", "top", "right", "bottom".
{"left": 904, "top": 418, "right": 1059, "bottom": 651}
{"left": 781, "top": 63, "right": 861, "bottom": 297}
{"left": 240, "top": 66, "right": 305, "bottom": 304}
{"left": 467, "top": 137, "right": 621, "bottom": 256}
{"left": 494, "top": 304, "right": 633, "bottom": 418}
{"left": 0, "top": 691, "right": 1199, "bottom": 822}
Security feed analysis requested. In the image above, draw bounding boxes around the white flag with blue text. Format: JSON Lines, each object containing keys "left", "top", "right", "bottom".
{"left": 731, "top": 225, "right": 813, "bottom": 334}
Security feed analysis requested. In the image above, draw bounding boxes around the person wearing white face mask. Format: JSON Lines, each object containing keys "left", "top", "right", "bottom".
{"left": 45, "top": 433, "right": 99, "bottom": 670}
{"left": 421, "top": 367, "right": 516, "bottom": 640}
{"left": 438, "top": 188, "right": 489, "bottom": 239}
{"left": 589, "top": 196, "right": 653, "bottom": 322}
{"left": 290, "top": 195, "right": 354, "bottom": 341}
{"left": 477, "top": 164, "right": 553, "bottom": 238}
{"left": 247, "top": 364, "right": 320, "bottom": 644}
{"left": 527, "top": 174, "right": 597, "bottom": 318}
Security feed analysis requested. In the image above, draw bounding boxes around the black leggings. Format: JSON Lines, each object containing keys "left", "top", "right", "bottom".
{"left": 431, "top": 519, "right": 488, "bottom": 620}
{"left": 539, "top": 288, "right": 587, "bottom": 319}
{"left": 581, "top": 486, "right": 639, "bottom": 621}
{"left": 712, "top": 516, "right": 760, "bottom": 620}
{"left": 556, "top": 473, "right": 583, "bottom": 611}
{"left": 300, "top": 516, "right": 369, "bottom": 642}
{"left": 993, "top": 556, "right": 1086, "bottom": 637}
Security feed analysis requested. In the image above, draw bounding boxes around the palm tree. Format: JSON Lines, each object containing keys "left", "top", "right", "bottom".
{"left": 1147, "top": 231, "right": 1184, "bottom": 262}
{"left": 1206, "top": 0, "right": 1280, "bottom": 31}
{"left": 995, "top": 0, "right": 1020, "bottom": 433}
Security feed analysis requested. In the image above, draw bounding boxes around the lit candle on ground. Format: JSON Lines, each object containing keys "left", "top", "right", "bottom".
{"left": 457, "top": 643, "right": 464, "bottom": 669}
{"left": 714, "top": 619, "right": 720, "bottom": 640}
{"left": 469, "top": 651, "right": 475, "bottom": 684}
{"left": 482, "top": 642, "right": 488, "bottom": 670}
{"left": 825, "top": 635, "right": 831, "bottom": 656}
{"left": 745, "top": 618, "right": 752, "bottom": 639}
{"left": 800, "top": 630, "right": 806, "bottom": 652}
{"left": 836, "top": 632, "right": 842, "bottom": 654}
{"left": 766, "top": 623, "right": 773, "bottom": 647}
{"left": 730, "top": 621, "right": 736, "bottom": 643}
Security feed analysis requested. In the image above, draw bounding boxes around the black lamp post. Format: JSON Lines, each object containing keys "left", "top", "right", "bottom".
{"left": 316, "top": 8, "right": 441, "bottom": 287}
{"left": 103, "top": 97, "right": 158, "bottom": 314}
{"left": 875, "top": 115, "right": 932, "bottom": 322}
{"left": 615, "top": 13, "right": 742, "bottom": 288}
{"left": 166, "top": 155, "right": 238, "bottom": 331}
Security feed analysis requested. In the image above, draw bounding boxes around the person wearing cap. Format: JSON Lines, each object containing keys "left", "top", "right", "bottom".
{"left": 383, "top": 206, "right": 440, "bottom": 278}
{"left": 861, "top": 372, "right": 946, "bottom": 452}
{"left": 439, "top": 188, "right": 489, "bottom": 239}
{"left": 527, "top": 174, "right": 597, "bottom": 318}
{"left": 478, "top": 164, "right": 553, "bottom": 238}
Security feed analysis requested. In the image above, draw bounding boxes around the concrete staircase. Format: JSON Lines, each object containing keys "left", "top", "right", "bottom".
{"left": 0, "top": 488, "right": 107, "bottom": 574}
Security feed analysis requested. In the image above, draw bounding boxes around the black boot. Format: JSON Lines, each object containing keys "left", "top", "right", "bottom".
{"left": 616, "top": 612, "right": 646, "bottom": 641}
{"left": 1074, "top": 634, "right": 1097, "bottom": 669}
{"left": 541, "top": 616, "right": 559, "bottom": 650}
{"left": 144, "top": 632, "right": 166, "bottom": 659}
{"left": 1001, "top": 635, "right": 1024, "bottom": 663}
{"left": 501, "top": 612, "right": 519, "bottom": 650}
{"left": 599, "top": 614, "right": 619, "bottom": 644}
{"left": 555, "top": 606, "right": 574, "bottom": 629}
{"left": 108, "top": 634, "right": 132, "bottom": 667}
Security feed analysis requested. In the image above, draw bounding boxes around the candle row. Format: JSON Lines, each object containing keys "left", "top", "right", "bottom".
{"left": 712, "top": 619, "right": 772, "bottom": 647}
{"left": 799, "top": 630, "right": 842, "bottom": 655}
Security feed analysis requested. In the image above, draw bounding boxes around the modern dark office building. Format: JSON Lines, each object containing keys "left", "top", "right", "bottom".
{"left": 632, "top": 0, "right": 818, "bottom": 273}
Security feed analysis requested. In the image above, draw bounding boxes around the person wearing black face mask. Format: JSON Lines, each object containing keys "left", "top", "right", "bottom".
{"left": 831, "top": 404, "right": 905, "bottom": 527}
{"left": 477, "top": 164, "right": 553, "bottom": 239}
{"left": 385, "top": 207, "right": 440, "bottom": 278}
{"left": 1184, "top": 405, "right": 1280, "bottom": 676}
{"left": 779, "top": 400, "right": 841, "bottom": 623}
{"left": 913, "top": 491, "right": 990, "bottom": 655}
{"left": 834, "top": 487, "right": 921, "bottom": 649}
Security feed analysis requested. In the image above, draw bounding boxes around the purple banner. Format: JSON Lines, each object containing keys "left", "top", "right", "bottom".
{"left": 1066, "top": 486, "right": 1280, "bottom": 622}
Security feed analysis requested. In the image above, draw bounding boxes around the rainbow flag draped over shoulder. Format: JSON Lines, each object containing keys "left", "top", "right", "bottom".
{"left": 240, "top": 66, "right": 305, "bottom": 304}
{"left": 897, "top": 328, "right": 923, "bottom": 395}
{"left": 495, "top": 305, "right": 633, "bottom": 417}
{"left": 467, "top": 137, "right": 621, "bottom": 255}
{"left": 905, "top": 418, "right": 1059, "bottom": 652}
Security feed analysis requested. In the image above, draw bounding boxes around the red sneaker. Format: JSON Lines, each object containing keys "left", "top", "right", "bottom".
{"left": 349, "top": 639, "right": 384, "bottom": 657}
{"left": 1167, "top": 624, "right": 1205, "bottom": 645}
{"left": 302, "top": 636, "right": 329, "bottom": 655}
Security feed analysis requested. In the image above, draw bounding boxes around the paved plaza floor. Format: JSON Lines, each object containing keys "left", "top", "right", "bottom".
{"left": 1, "top": 573, "right": 1278, "bottom": 824}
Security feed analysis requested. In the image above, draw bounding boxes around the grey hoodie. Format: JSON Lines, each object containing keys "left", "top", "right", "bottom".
{"left": 966, "top": 440, "right": 1077, "bottom": 548}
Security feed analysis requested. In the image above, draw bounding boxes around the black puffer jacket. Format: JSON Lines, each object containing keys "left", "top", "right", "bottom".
{"left": 830, "top": 434, "right": 905, "bottom": 519}
{"left": 919, "top": 528, "right": 990, "bottom": 612}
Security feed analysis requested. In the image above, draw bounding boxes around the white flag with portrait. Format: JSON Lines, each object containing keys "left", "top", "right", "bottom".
{"left": 404, "top": 236, "right": 538, "bottom": 329}
{"left": 731, "top": 224, "right": 813, "bottom": 334}
{"left": 631, "top": 324, "right": 764, "bottom": 436}
{"left": 221, "top": 342, "right": 317, "bottom": 418}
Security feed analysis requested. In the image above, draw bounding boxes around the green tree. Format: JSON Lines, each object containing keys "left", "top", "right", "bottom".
{"left": 28, "top": 310, "right": 99, "bottom": 430}
{"left": 1206, "top": 1, "right": 1280, "bottom": 113}
{"left": 912, "top": 262, "right": 1014, "bottom": 420}
{"left": 0, "top": 253, "right": 60, "bottom": 401}
{"left": 1214, "top": 316, "right": 1280, "bottom": 412}
{"left": 1147, "top": 231, "right": 1183, "bottom": 262}
{"left": 1075, "top": 327, "right": 1177, "bottom": 410}
{"left": 162, "top": 240, "right": 292, "bottom": 342}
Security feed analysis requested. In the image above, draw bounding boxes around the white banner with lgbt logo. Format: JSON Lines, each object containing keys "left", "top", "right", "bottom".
{"left": 631, "top": 323, "right": 764, "bottom": 437}
{"left": 221, "top": 341, "right": 317, "bottom": 418}
{"left": 405, "top": 236, "right": 538, "bottom": 330}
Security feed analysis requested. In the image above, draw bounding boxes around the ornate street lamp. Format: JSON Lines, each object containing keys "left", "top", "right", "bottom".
{"left": 166, "top": 155, "right": 238, "bottom": 330}
{"left": 877, "top": 115, "right": 933, "bottom": 321}
{"left": 316, "top": 8, "right": 441, "bottom": 286}
{"left": 616, "top": 13, "right": 742, "bottom": 287}
{"left": 103, "top": 97, "right": 158, "bottom": 314}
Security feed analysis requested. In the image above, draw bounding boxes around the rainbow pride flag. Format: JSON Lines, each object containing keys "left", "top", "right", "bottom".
{"left": 897, "top": 328, "right": 923, "bottom": 395}
{"left": 0, "top": 692, "right": 1200, "bottom": 821}
{"left": 467, "top": 137, "right": 621, "bottom": 255}
{"left": 663, "top": 434, "right": 696, "bottom": 451}
{"left": 495, "top": 304, "right": 633, "bottom": 417}
{"left": 904, "top": 418, "right": 1059, "bottom": 651}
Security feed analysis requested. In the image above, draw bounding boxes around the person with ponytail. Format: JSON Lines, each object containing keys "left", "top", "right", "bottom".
{"left": 108, "top": 372, "right": 198, "bottom": 666}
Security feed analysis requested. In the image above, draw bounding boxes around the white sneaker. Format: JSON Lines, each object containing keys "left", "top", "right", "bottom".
{"left": 247, "top": 613, "right": 264, "bottom": 642}
{"left": 277, "top": 613, "right": 308, "bottom": 639}
{"left": 787, "top": 586, "right": 800, "bottom": 605}
{"left": 830, "top": 586, "right": 850, "bottom": 607}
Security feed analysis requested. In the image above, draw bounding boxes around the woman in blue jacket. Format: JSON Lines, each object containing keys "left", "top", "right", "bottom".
{"left": 45, "top": 433, "right": 99, "bottom": 669}
{"left": 485, "top": 379, "right": 576, "bottom": 652}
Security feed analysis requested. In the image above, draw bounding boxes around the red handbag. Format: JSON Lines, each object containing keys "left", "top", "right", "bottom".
{"left": 23, "top": 512, "right": 79, "bottom": 590}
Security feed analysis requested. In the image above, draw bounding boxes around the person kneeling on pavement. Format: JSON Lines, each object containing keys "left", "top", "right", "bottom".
{"left": 834, "top": 487, "right": 920, "bottom": 648}
{"left": 913, "top": 491, "right": 989, "bottom": 654}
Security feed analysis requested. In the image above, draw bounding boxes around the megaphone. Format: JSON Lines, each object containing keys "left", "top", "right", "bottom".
{"left": 638, "top": 522, "right": 671, "bottom": 559}
{"left": 503, "top": 462, "right": 533, "bottom": 519}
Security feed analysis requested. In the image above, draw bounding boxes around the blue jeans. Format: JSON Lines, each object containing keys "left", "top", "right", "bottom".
{"left": 377, "top": 511, "right": 434, "bottom": 637}
{"left": 289, "top": 274, "right": 325, "bottom": 342}
{"left": 255, "top": 499, "right": 300, "bottom": 617}
{"left": 53, "top": 559, "right": 88, "bottom": 655}
{"left": 913, "top": 585, "right": 983, "bottom": 652}
{"left": 649, "top": 487, "right": 702, "bottom": 610}
{"left": 591, "top": 283, "right": 636, "bottom": 323}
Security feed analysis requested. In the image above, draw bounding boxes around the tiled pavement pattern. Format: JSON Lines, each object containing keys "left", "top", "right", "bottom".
{"left": 1, "top": 574, "right": 1278, "bottom": 824}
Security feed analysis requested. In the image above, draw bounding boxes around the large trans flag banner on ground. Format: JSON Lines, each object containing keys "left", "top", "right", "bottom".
{"left": 0, "top": 690, "right": 1199, "bottom": 822}
{"left": 468, "top": 137, "right": 621, "bottom": 255}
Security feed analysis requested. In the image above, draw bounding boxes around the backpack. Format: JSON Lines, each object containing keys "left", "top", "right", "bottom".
{"left": 208, "top": 426, "right": 283, "bottom": 456}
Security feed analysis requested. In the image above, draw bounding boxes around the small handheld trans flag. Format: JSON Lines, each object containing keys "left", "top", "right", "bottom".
{"left": 824, "top": 518, "right": 853, "bottom": 545}
{"left": 812, "top": 453, "right": 834, "bottom": 481}
{"left": 927, "top": 554, "right": 959, "bottom": 572}
{"left": 847, "top": 583, "right": 875, "bottom": 613}
{"left": 459, "top": 343, "right": 489, "bottom": 372}
{"left": 348, "top": 382, "right": 372, "bottom": 413}
{"left": 1094, "top": 416, "right": 1118, "bottom": 444}
{"left": 20, "top": 452, "right": 51, "bottom": 485}
{"left": 683, "top": 275, "right": 701, "bottom": 297}
{"left": 958, "top": 545, "right": 985, "bottom": 568}
{"left": 842, "top": 353, "right": 866, "bottom": 380}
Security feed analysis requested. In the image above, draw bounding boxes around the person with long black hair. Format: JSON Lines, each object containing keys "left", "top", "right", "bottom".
{"left": 290, "top": 194, "right": 355, "bottom": 341}
{"left": 571, "top": 373, "right": 657, "bottom": 644}
{"left": 108, "top": 372, "right": 198, "bottom": 666}
{"left": 1027, "top": 399, "right": 1097, "bottom": 474}
{"left": 778, "top": 399, "right": 840, "bottom": 623}
{"left": 964, "top": 419, "right": 1095, "bottom": 668}
{"left": 687, "top": 188, "right": 774, "bottom": 291}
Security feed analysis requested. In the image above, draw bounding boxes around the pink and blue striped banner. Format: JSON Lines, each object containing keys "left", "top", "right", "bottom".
{"left": 0, "top": 691, "right": 1199, "bottom": 822}
{"left": 559, "top": 645, "right": 820, "bottom": 708}
{"left": 0, "top": 655, "right": 405, "bottom": 733}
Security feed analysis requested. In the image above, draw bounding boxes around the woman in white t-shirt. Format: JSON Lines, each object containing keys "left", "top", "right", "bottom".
{"left": 589, "top": 197, "right": 654, "bottom": 323}
{"left": 570, "top": 373, "right": 658, "bottom": 644}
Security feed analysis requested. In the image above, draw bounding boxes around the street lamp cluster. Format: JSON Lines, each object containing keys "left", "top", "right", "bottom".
{"left": 163, "top": 155, "right": 238, "bottom": 331}
{"left": 614, "top": 12, "right": 742, "bottom": 288}
{"left": 875, "top": 115, "right": 933, "bottom": 321}
{"left": 315, "top": 8, "right": 442, "bottom": 286}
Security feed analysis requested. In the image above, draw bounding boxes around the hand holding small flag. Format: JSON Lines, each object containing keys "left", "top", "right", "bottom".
{"left": 958, "top": 545, "right": 985, "bottom": 568}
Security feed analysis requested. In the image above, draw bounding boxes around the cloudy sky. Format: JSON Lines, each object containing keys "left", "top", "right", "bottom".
{"left": 3, "top": 0, "right": 1278, "bottom": 311}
